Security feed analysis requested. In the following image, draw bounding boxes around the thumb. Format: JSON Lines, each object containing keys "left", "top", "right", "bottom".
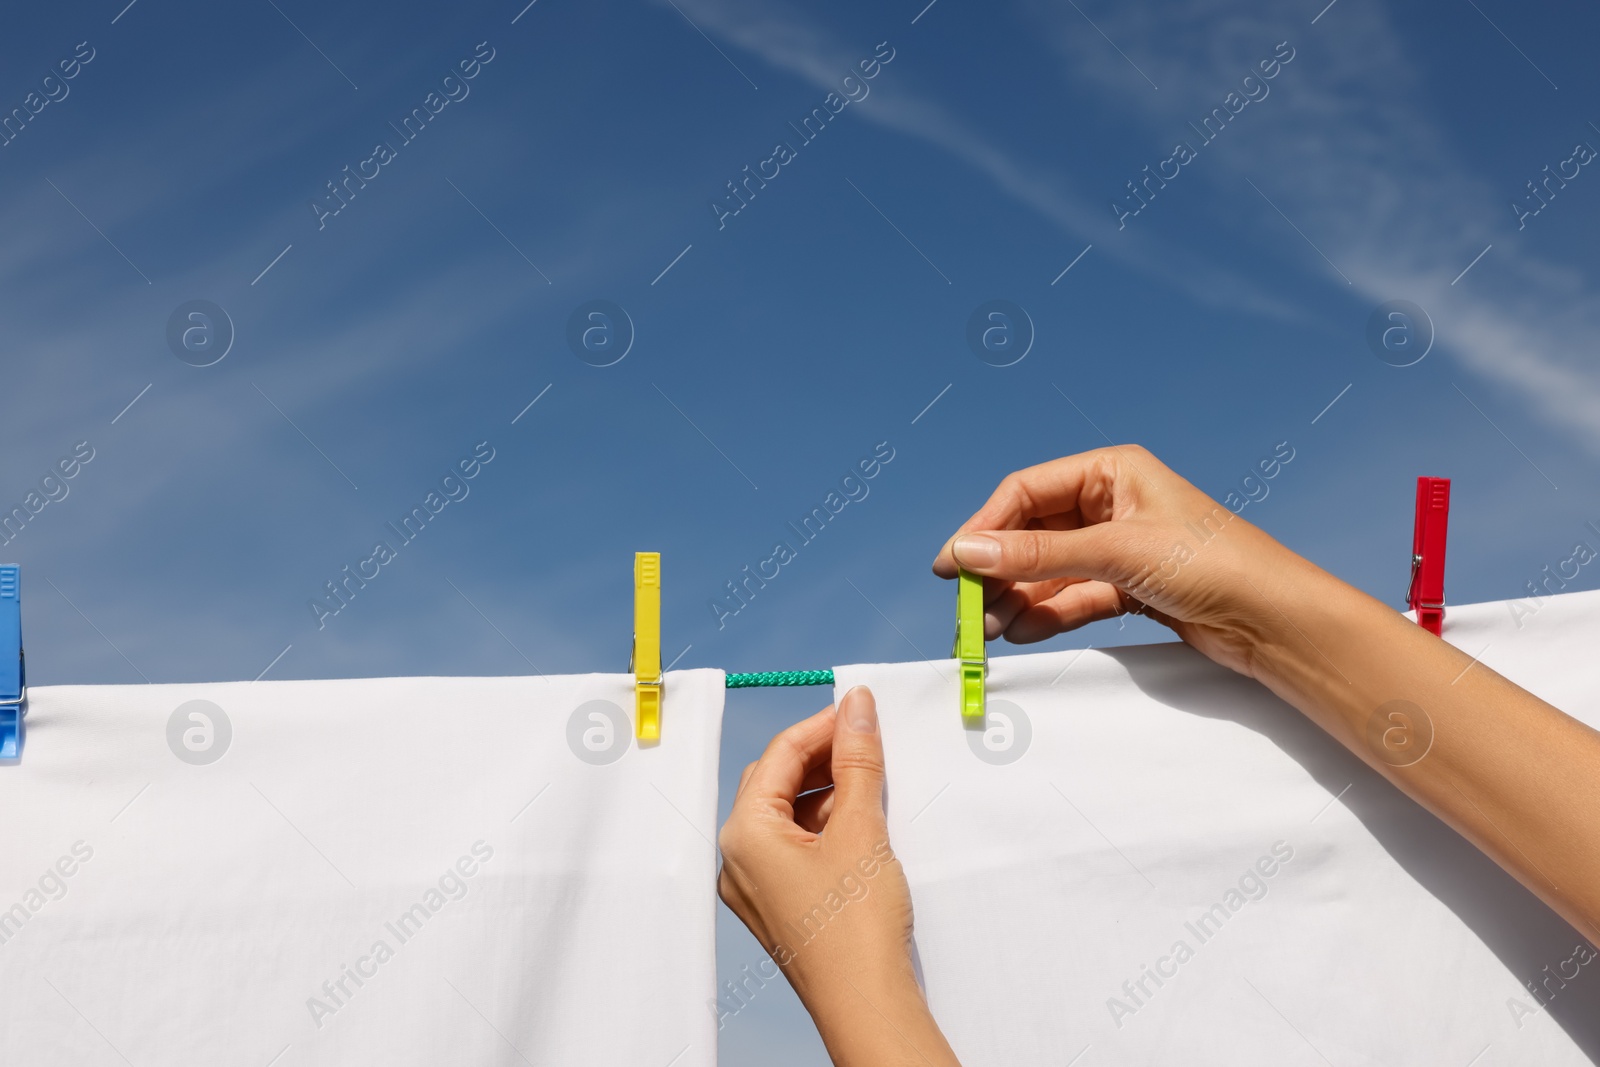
{"left": 830, "top": 686, "right": 887, "bottom": 828}
{"left": 950, "top": 524, "right": 1137, "bottom": 585}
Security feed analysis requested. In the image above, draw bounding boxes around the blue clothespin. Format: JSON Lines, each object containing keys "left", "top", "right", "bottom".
{"left": 0, "top": 566, "right": 23, "bottom": 760}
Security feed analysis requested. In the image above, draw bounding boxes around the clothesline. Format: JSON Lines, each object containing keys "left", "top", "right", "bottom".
{"left": 725, "top": 670, "right": 834, "bottom": 688}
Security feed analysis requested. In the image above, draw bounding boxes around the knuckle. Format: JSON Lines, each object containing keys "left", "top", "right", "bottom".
{"left": 1012, "top": 532, "right": 1044, "bottom": 573}
{"left": 1004, "top": 472, "right": 1041, "bottom": 518}
{"left": 830, "top": 750, "right": 885, "bottom": 776}
{"left": 773, "top": 731, "right": 807, "bottom": 761}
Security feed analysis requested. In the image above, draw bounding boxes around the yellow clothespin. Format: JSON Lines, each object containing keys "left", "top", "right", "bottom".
{"left": 953, "top": 568, "right": 986, "bottom": 724}
{"left": 632, "top": 552, "right": 662, "bottom": 740}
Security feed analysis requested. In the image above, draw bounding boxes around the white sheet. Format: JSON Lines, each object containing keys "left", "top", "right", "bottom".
{"left": 835, "top": 591, "right": 1600, "bottom": 1067}
{"left": 0, "top": 669, "right": 724, "bottom": 1067}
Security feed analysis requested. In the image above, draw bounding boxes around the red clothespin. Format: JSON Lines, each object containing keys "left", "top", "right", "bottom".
{"left": 1407, "top": 477, "right": 1451, "bottom": 636}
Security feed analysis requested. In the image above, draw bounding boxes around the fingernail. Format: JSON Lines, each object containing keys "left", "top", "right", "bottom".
{"left": 953, "top": 534, "right": 1001, "bottom": 571}
{"left": 842, "top": 685, "right": 877, "bottom": 734}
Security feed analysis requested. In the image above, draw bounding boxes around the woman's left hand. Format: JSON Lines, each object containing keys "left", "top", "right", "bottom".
{"left": 717, "top": 686, "right": 960, "bottom": 1066}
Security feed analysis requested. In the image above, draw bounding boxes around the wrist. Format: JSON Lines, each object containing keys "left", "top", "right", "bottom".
{"left": 1234, "top": 556, "right": 1361, "bottom": 683}
{"left": 801, "top": 968, "right": 957, "bottom": 1067}
{"left": 786, "top": 950, "right": 919, "bottom": 1017}
{"left": 1243, "top": 562, "right": 1399, "bottom": 706}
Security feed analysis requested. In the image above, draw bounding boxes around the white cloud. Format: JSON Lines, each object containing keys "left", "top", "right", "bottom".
{"left": 1023, "top": 0, "right": 1600, "bottom": 451}
{"left": 665, "top": 0, "right": 1600, "bottom": 454}
{"left": 658, "top": 0, "right": 1303, "bottom": 321}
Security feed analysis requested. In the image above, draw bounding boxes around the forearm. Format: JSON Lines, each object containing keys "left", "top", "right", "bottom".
{"left": 800, "top": 969, "right": 961, "bottom": 1067}
{"left": 1249, "top": 563, "right": 1600, "bottom": 940}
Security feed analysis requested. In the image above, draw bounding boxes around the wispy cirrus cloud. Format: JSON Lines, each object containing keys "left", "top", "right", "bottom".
{"left": 654, "top": 0, "right": 1303, "bottom": 321}
{"left": 666, "top": 0, "right": 1600, "bottom": 454}
{"left": 1024, "top": 0, "right": 1600, "bottom": 453}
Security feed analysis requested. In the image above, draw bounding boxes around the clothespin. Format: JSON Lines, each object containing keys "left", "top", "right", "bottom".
{"left": 952, "top": 568, "right": 986, "bottom": 724}
{"left": 632, "top": 552, "right": 662, "bottom": 740}
{"left": 1407, "top": 477, "right": 1450, "bottom": 636}
{"left": 0, "top": 566, "right": 23, "bottom": 760}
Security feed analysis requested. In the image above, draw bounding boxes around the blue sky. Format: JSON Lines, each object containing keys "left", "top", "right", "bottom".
{"left": 2, "top": 0, "right": 1598, "bottom": 1060}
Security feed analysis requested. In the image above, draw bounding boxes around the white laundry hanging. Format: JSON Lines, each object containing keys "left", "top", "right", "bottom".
{"left": 5, "top": 590, "right": 1598, "bottom": 1067}
{"left": 0, "top": 669, "right": 724, "bottom": 1067}
{"left": 834, "top": 590, "right": 1600, "bottom": 1067}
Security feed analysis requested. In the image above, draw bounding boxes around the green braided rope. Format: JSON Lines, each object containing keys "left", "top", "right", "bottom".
{"left": 725, "top": 670, "right": 835, "bottom": 688}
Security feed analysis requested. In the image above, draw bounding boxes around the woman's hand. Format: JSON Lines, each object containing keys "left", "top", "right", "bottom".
{"left": 930, "top": 444, "right": 1326, "bottom": 679}
{"left": 718, "top": 686, "right": 960, "bottom": 1067}
{"left": 935, "top": 445, "right": 1600, "bottom": 945}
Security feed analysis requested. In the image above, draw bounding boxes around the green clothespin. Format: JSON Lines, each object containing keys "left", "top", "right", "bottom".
{"left": 953, "top": 568, "right": 986, "bottom": 724}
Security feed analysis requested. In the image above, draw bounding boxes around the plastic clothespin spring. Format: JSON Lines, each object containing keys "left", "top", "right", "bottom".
{"left": 952, "top": 568, "right": 986, "bottom": 725}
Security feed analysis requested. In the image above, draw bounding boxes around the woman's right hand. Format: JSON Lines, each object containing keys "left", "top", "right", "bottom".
{"left": 933, "top": 445, "right": 1600, "bottom": 947}
{"left": 930, "top": 444, "right": 1332, "bottom": 681}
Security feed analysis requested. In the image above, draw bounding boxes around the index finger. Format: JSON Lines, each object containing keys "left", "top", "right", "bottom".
{"left": 736, "top": 706, "right": 837, "bottom": 814}
{"left": 933, "top": 448, "right": 1130, "bottom": 577}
